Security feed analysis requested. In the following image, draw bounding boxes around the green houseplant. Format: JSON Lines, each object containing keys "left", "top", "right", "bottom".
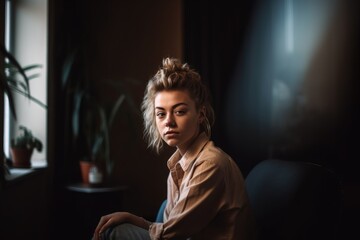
{"left": 10, "top": 125, "right": 43, "bottom": 168}
{"left": 75, "top": 90, "right": 126, "bottom": 183}
{"left": 0, "top": 44, "right": 45, "bottom": 119}
{"left": 0, "top": 44, "right": 46, "bottom": 171}
{"left": 62, "top": 49, "right": 139, "bottom": 184}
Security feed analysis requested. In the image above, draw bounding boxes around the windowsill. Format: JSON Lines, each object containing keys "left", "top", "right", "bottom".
{"left": 3, "top": 166, "right": 47, "bottom": 185}
{"left": 6, "top": 168, "right": 36, "bottom": 181}
{"left": 66, "top": 183, "right": 128, "bottom": 193}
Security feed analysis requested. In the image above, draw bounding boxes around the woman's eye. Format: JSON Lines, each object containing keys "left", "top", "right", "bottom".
{"left": 175, "top": 110, "right": 186, "bottom": 116}
{"left": 156, "top": 112, "right": 165, "bottom": 118}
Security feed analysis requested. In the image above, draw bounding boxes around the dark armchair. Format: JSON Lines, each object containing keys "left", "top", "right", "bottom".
{"left": 155, "top": 159, "right": 342, "bottom": 239}
{"left": 245, "top": 159, "right": 343, "bottom": 240}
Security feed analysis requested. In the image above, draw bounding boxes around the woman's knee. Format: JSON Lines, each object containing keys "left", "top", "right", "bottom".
{"left": 104, "top": 223, "right": 150, "bottom": 240}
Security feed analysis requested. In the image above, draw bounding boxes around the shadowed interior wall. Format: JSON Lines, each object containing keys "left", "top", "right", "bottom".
{"left": 51, "top": 0, "right": 183, "bottom": 225}
{"left": 83, "top": 0, "right": 183, "bottom": 218}
{"left": 183, "top": 0, "right": 359, "bottom": 238}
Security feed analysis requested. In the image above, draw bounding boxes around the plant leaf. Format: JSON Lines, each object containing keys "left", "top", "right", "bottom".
{"left": 1, "top": 72, "right": 17, "bottom": 119}
{"left": 22, "top": 64, "right": 42, "bottom": 72}
{"left": 6, "top": 76, "right": 28, "bottom": 92}
{"left": 91, "top": 136, "right": 104, "bottom": 157}
{"left": 72, "top": 90, "right": 85, "bottom": 138}
{"left": 27, "top": 74, "right": 41, "bottom": 80}
{"left": 0, "top": 44, "right": 31, "bottom": 97}
{"left": 61, "top": 50, "right": 77, "bottom": 88}
{"left": 108, "top": 94, "right": 125, "bottom": 128}
{"left": 8, "top": 85, "right": 47, "bottom": 109}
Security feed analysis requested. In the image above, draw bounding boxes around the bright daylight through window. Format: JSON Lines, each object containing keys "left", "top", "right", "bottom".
{"left": 3, "top": 0, "right": 48, "bottom": 168}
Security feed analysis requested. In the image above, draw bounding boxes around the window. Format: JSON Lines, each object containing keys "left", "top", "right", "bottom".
{"left": 3, "top": 0, "right": 48, "bottom": 167}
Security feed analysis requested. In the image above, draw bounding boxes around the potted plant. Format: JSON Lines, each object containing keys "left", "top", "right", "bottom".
{"left": 76, "top": 91, "right": 126, "bottom": 184}
{"left": 10, "top": 125, "right": 43, "bottom": 168}
{"left": 0, "top": 44, "right": 46, "bottom": 173}
{"left": 62, "top": 49, "right": 139, "bottom": 184}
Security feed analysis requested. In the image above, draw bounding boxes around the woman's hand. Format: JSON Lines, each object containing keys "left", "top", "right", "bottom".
{"left": 93, "top": 212, "right": 131, "bottom": 240}
{"left": 93, "top": 212, "right": 151, "bottom": 240}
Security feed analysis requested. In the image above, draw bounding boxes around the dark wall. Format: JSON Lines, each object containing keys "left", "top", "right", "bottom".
{"left": 184, "top": 0, "right": 360, "bottom": 178}
{"left": 183, "top": 0, "right": 263, "bottom": 175}
{"left": 0, "top": 170, "right": 50, "bottom": 240}
{"left": 50, "top": 0, "right": 183, "bottom": 226}
{"left": 184, "top": 0, "right": 359, "bottom": 238}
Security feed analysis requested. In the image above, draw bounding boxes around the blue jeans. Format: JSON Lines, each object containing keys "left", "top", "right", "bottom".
{"left": 98, "top": 223, "right": 151, "bottom": 240}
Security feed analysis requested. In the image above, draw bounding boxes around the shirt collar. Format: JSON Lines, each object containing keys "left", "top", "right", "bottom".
{"left": 167, "top": 132, "right": 210, "bottom": 172}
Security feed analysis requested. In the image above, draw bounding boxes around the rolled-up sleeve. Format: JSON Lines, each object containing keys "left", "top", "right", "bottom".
{"left": 149, "top": 222, "right": 164, "bottom": 240}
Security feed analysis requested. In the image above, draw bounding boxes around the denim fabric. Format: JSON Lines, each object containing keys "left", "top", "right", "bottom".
{"left": 102, "top": 223, "right": 151, "bottom": 240}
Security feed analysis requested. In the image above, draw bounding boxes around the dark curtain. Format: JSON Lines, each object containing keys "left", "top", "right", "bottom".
{"left": 183, "top": 0, "right": 263, "bottom": 175}
{"left": 183, "top": 0, "right": 360, "bottom": 181}
{"left": 182, "top": 3, "right": 360, "bottom": 237}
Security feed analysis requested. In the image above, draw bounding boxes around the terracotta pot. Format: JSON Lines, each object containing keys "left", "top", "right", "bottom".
{"left": 10, "top": 147, "right": 33, "bottom": 168}
{"left": 79, "top": 161, "right": 94, "bottom": 184}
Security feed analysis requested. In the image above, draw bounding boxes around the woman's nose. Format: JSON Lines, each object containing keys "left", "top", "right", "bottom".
{"left": 165, "top": 114, "right": 175, "bottom": 127}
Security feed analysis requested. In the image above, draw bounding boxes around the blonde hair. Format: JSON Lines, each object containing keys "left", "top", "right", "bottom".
{"left": 141, "top": 57, "right": 215, "bottom": 153}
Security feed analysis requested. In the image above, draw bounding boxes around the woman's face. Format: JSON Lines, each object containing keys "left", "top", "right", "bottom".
{"left": 155, "top": 90, "right": 203, "bottom": 155}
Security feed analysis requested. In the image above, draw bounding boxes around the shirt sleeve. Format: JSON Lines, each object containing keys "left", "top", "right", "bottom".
{"left": 149, "top": 158, "right": 226, "bottom": 240}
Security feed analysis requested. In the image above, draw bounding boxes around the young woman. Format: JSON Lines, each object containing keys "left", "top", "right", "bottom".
{"left": 93, "top": 58, "right": 257, "bottom": 240}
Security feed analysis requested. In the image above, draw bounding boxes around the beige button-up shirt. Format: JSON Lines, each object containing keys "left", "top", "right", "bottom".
{"left": 149, "top": 133, "right": 257, "bottom": 240}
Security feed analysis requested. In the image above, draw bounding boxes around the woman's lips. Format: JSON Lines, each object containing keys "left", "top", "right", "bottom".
{"left": 165, "top": 131, "right": 179, "bottom": 138}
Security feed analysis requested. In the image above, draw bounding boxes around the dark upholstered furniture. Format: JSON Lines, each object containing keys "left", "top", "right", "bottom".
{"left": 156, "top": 159, "right": 342, "bottom": 239}
{"left": 245, "top": 159, "right": 342, "bottom": 240}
